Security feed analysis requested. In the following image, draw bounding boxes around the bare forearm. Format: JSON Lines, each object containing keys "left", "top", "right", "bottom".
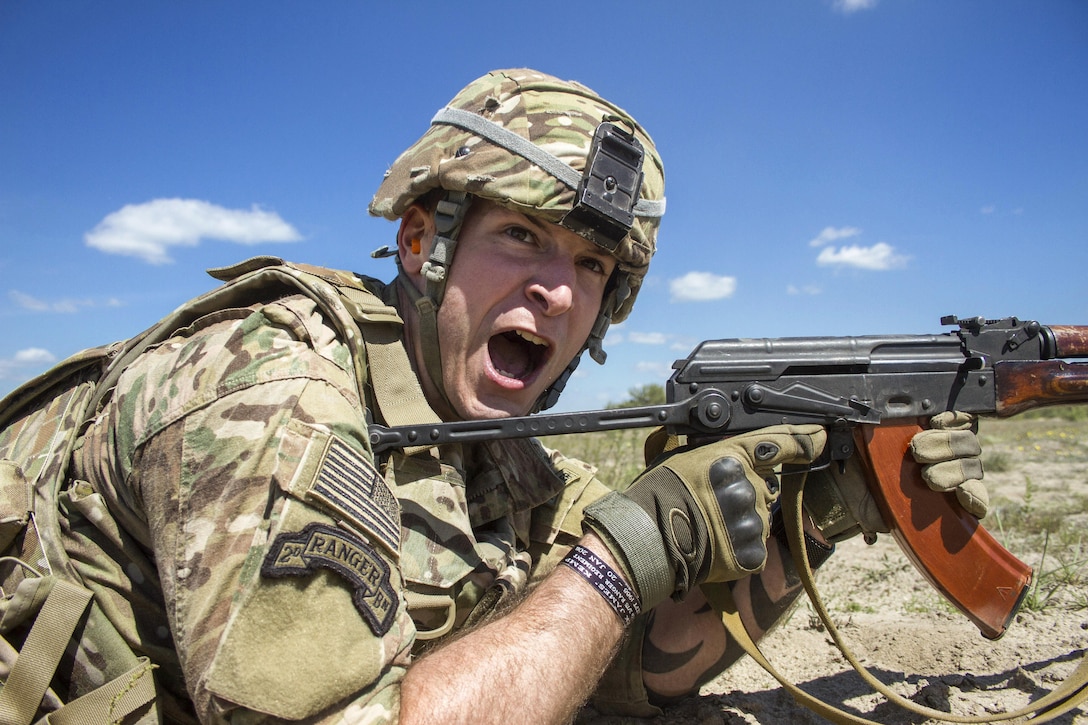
{"left": 399, "top": 534, "right": 625, "bottom": 725}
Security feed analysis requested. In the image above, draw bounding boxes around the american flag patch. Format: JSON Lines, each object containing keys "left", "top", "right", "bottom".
{"left": 306, "top": 437, "right": 401, "bottom": 557}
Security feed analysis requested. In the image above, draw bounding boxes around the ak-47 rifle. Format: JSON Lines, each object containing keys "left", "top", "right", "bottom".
{"left": 369, "top": 315, "right": 1088, "bottom": 640}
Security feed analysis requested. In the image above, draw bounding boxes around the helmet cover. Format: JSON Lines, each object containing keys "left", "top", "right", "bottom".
{"left": 369, "top": 68, "right": 665, "bottom": 323}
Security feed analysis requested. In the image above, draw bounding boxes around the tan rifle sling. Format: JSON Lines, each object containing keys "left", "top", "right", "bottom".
{"left": 704, "top": 470, "right": 1088, "bottom": 724}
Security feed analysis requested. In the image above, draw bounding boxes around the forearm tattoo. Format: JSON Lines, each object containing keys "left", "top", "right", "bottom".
{"left": 642, "top": 507, "right": 834, "bottom": 703}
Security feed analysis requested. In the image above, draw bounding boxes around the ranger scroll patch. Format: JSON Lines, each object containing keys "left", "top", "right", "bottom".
{"left": 262, "top": 523, "right": 398, "bottom": 636}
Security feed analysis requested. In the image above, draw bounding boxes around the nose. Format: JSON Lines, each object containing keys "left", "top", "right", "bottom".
{"left": 526, "top": 257, "right": 575, "bottom": 317}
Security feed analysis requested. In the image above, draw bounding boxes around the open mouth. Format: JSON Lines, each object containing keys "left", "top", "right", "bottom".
{"left": 488, "top": 329, "right": 550, "bottom": 383}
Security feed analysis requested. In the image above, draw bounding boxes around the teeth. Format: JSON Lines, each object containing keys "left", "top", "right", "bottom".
{"left": 515, "top": 330, "right": 547, "bottom": 347}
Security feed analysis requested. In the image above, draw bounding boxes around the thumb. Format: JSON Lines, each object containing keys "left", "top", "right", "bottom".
{"left": 726, "top": 425, "right": 827, "bottom": 469}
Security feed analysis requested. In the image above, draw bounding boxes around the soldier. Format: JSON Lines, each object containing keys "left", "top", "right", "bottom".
{"left": 2, "top": 68, "right": 986, "bottom": 723}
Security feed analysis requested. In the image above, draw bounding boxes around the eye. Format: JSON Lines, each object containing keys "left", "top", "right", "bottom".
{"left": 579, "top": 255, "right": 612, "bottom": 276}
{"left": 505, "top": 225, "right": 536, "bottom": 245}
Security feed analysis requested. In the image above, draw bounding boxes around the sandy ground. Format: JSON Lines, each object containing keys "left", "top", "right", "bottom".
{"left": 581, "top": 538, "right": 1087, "bottom": 725}
{"left": 580, "top": 418, "right": 1088, "bottom": 724}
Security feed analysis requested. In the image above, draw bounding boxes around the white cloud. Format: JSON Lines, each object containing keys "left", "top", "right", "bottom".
{"left": 787, "top": 284, "right": 822, "bottom": 295}
{"left": 627, "top": 332, "right": 667, "bottom": 345}
{"left": 669, "top": 271, "right": 737, "bottom": 302}
{"left": 980, "top": 205, "right": 996, "bottom": 215}
{"left": 816, "top": 242, "right": 909, "bottom": 270}
{"left": 9, "top": 290, "right": 125, "bottom": 314}
{"left": 833, "top": 0, "right": 877, "bottom": 13}
{"left": 9, "top": 291, "right": 49, "bottom": 312}
{"left": 15, "top": 348, "right": 55, "bottom": 364}
{"left": 0, "top": 348, "right": 56, "bottom": 380}
{"left": 85, "top": 198, "right": 303, "bottom": 264}
{"left": 809, "top": 226, "right": 862, "bottom": 247}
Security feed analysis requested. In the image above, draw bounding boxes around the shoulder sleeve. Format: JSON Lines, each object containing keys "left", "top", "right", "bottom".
{"left": 86, "top": 296, "right": 418, "bottom": 721}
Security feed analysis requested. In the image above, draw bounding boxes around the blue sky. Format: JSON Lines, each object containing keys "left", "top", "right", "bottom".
{"left": 2, "top": 1, "right": 1086, "bottom": 411}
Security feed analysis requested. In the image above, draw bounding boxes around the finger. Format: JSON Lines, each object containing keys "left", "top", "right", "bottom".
{"left": 643, "top": 426, "right": 681, "bottom": 466}
{"left": 729, "top": 425, "right": 827, "bottom": 467}
{"left": 955, "top": 479, "right": 989, "bottom": 518}
{"left": 910, "top": 429, "right": 981, "bottom": 463}
{"left": 929, "top": 410, "right": 976, "bottom": 431}
{"left": 921, "top": 458, "right": 984, "bottom": 492}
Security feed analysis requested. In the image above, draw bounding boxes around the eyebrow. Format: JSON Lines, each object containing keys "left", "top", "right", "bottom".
{"left": 510, "top": 208, "right": 615, "bottom": 266}
{"left": 520, "top": 212, "right": 552, "bottom": 236}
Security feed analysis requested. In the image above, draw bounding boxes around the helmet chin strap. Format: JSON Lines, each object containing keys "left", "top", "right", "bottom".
{"left": 404, "top": 190, "right": 472, "bottom": 415}
{"left": 419, "top": 190, "right": 471, "bottom": 305}
{"left": 394, "top": 265, "right": 452, "bottom": 415}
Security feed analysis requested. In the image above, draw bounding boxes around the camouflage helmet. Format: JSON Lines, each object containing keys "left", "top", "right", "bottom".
{"left": 368, "top": 68, "right": 665, "bottom": 325}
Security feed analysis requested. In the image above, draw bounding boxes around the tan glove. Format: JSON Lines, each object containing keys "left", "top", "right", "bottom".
{"left": 584, "top": 425, "right": 826, "bottom": 612}
{"left": 909, "top": 411, "right": 989, "bottom": 518}
{"left": 804, "top": 412, "right": 988, "bottom": 543}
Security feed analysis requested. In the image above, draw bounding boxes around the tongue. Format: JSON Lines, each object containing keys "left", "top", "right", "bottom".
{"left": 489, "top": 332, "right": 533, "bottom": 380}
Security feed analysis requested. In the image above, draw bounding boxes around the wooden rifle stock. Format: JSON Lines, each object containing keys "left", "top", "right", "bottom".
{"left": 995, "top": 324, "right": 1088, "bottom": 414}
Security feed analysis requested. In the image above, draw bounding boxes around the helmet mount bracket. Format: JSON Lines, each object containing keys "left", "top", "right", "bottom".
{"left": 562, "top": 122, "right": 645, "bottom": 253}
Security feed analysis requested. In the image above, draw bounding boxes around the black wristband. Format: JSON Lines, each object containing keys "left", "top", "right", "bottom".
{"left": 561, "top": 545, "right": 640, "bottom": 626}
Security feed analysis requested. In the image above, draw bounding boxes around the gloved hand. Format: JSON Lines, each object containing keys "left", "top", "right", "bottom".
{"left": 804, "top": 412, "right": 988, "bottom": 543}
{"left": 910, "top": 411, "right": 988, "bottom": 518}
{"left": 582, "top": 425, "right": 826, "bottom": 612}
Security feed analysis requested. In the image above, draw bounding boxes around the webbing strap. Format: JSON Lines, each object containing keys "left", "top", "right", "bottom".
{"left": 430, "top": 107, "right": 666, "bottom": 219}
{"left": 42, "top": 657, "right": 157, "bottom": 725}
{"left": 708, "top": 473, "right": 1088, "bottom": 724}
{"left": 705, "top": 584, "right": 875, "bottom": 725}
{"left": 333, "top": 284, "right": 443, "bottom": 457}
{"left": 361, "top": 324, "right": 442, "bottom": 457}
{"left": 0, "top": 579, "right": 90, "bottom": 725}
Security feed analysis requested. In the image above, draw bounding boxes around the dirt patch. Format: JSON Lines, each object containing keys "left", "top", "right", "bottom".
{"left": 697, "top": 537, "right": 1085, "bottom": 724}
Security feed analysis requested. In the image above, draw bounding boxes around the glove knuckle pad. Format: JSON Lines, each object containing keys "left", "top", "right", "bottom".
{"left": 710, "top": 457, "right": 768, "bottom": 571}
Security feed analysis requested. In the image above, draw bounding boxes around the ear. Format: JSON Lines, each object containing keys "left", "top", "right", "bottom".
{"left": 397, "top": 204, "right": 433, "bottom": 277}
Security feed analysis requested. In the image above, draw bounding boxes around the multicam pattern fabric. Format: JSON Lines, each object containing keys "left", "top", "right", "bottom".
{"left": 31, "top": 259, "right": 614, "bottom": 722}
{"left": 368, "top": 68, "right": 665, "bottom": 324}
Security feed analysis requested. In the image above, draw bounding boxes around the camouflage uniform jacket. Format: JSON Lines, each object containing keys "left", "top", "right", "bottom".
{"left": 65, "top": 258, "right": 612, "bottom": 723}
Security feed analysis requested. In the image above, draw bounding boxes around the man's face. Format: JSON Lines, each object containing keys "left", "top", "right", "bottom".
{"left": 402, "top": 200, "right": 616, "bottom": 419}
